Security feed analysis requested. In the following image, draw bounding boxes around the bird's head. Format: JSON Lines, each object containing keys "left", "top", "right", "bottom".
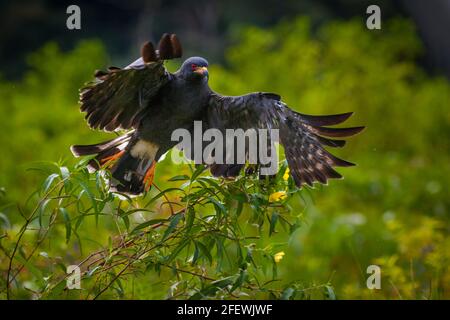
{"left": 179, "top": 57, "right": 209, "bottom": 82}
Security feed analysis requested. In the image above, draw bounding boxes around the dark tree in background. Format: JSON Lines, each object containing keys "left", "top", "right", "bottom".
{"left": 1, "top": 0, "right": 449, "bottom": 79}
{"left": 401, "top": 0, "right": 450, "bottom": 78}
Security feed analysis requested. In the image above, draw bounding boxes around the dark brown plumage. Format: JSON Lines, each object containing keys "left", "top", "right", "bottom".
{"left": 141, "top": 41, "right": 157, "bottom": 63}
{"left": 71, "top": 33, "right": 364, "bottom": 195}
{"left": 201, "top": 93, "right": 364, "bottom": 187}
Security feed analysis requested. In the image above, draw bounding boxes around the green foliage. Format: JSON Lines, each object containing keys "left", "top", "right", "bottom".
{"left": 1, "top": 159, "right": 327, "bottom": 299}
{"left": 0, "top": 17, "right": 449, "bottom": 299}
{"left": 209, "top": 17, "right": 450, "bottom": 299}
{"left": 0, "top": 40, "right": 110, "bottom": 206}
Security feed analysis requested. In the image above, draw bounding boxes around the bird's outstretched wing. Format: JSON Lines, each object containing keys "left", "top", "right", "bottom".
{"left": 202, "top": 92, "right": 364, "bottom": 187}
{"left": 79, "top": 34, "right": 182, "bottom": 131}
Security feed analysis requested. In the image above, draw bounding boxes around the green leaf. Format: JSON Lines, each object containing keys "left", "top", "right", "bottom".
{"left": 234, "top": 198, "right": 244, "bottom": 216}
{"left": 192, "top": 242, "right": 200, "bottom": 264}
{"left": 324, "top": 285, "right": 337, "bottom": 300}
{"left": 269, "top": 211, "right": 279, "bottom": 236}
{"left": 162, "top": 213, "right": 183, "bottom": 240}
{"left": 198, "top": 177, "right": 226, "bottom": 195}
{"left": 0, "top": 212, "right": 11, "bottom": 229}
{"left": 60, "top": 166, "right": 70, "bottom": 177}
{"left": 27, "top": 161, "right": 60, "bottom": 176}
{"left": 131, "top": 218, "right": 168, "bottom": 234}
{"left": 145, "top": 188, "right": 183, "bottom": 207}
{"left": 38, "top": 198, "right": 51, "bottom": 227}
{"left": 191, "top": 164, "right": 206, "bottom": 181}
{"left": 42, "top": 173, "right": 59, "bottom": 194}
{"left": 289, "top": 218, "right": 302, "bottom": 235}
{"left": 59, "top": 207, "right": 72, "bottom": 243}
{"left": 281, "top": 287, "right": 295, "bottom": 300}
{"left": 184, "top": 207, "right": 195, "bottom": 234}
{"left": 168, "top": 175, "right": 190, "bottom": 181}
{"left": 231, "top": 270, "right": 248, "bottom": 292}
{"left": 189, "top": 276, "right": 236, "bottom": 300}
{"left": 118, "top": 207, "right": 154, "bottom": 217}
{"left": 210, "top": 276, "right": 236, "bottom": 289}
{"left": 73, "top": 177, "right": 98, "bottom": 216}
{"left": 275, "top": 161, "right": 288, "bottom": 181}
{"left": 195, "top": 241, "right": 213, "bottom": 265}
{"left": 166, "top": 240, "right": 190, "bottom": 263}
{"left": 120, "top": 210, "right": 130, "bottom": 230}
{"left": 208, "top": 197, "right": 227, "bottom": 216}
{"left": 86, "top": 265, "right": 101, "bottom": 277}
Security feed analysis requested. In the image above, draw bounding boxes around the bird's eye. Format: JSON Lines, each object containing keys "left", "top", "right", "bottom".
{"left": 191, "top": 64, "right": 198, "bottom": 71}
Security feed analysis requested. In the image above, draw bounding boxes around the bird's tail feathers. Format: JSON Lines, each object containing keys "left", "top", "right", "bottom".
{"left": 71, "top": 133, "right": 157, "bottom": 195}
{"left": 70, "top": 132, "right": 133, "bottom": 173}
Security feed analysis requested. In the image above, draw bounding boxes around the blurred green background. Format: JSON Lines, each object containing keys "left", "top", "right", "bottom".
{"left": 0, "top": 0, "right": 449, "bottom": 299}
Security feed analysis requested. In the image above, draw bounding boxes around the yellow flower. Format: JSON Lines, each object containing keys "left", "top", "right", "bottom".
{"left": 283, "top": 168, "right": 290, "bottom": 181}
{"left": 274, "top": 251, "right": 285, "bottom": 263}
{"left": 269, "top": 191, "right": 287, "bottom": 202}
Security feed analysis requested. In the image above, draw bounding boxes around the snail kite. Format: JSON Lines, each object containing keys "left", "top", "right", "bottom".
{"left": 71, "top": 34, "right": 364, "bottom": 195}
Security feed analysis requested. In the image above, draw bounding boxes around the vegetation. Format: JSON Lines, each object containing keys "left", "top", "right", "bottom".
{"left": 0, "top": 17, "right": 449, "bottom": 299}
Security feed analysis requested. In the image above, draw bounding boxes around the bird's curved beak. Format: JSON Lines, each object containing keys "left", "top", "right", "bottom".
{"left": 194, "top": 66, "right": 209, "bottom": 79}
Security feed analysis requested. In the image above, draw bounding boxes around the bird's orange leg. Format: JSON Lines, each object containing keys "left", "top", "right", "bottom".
{"left": 143, "top": 161, "right": 156, "bottom": 191}
{"left": 100, "top": 150, "right": 125, "bottom": 167}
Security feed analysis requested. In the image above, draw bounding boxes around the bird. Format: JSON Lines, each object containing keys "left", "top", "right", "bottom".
{"left": 71, "top": 33, "right": 364, "bottom": 196}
